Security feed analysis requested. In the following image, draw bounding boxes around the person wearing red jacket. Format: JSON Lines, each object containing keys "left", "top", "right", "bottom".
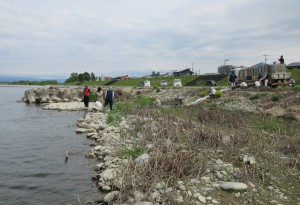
{"left": 83, "top": 85, "right": 90, "bottom": 108}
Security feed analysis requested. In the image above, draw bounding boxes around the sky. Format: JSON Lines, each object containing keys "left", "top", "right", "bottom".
{"left": 0, "top": 0, "right": 300, "bottom": 79}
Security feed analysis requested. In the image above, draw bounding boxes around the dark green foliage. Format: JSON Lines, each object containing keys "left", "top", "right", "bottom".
{"left": 121, "top": 146, "right": 144, "bottom": 159}
{"left": 88, "top": 92, "right": 97, "bottom": 102}
{"left": 271, "top": 94, "right": 281, "bottom": 102}
{"left": 249, "top": 93, "right": 261, "bottom": 100}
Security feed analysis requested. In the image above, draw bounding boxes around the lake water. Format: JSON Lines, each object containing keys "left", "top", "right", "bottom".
{"left": 0, "top": 86, "right": 101, "bottom": 205}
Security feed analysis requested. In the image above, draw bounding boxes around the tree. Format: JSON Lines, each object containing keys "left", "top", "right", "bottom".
{"left": 83, "top": 71, "right": 91, "bottom": 81}
{"left": 91, "top": 72, "right": 96, "bottom": 81}
{"left": 65, "top": 72, "right": 78, "bottom": 83}
{"left": 151, "top": 71, "right": 156, "bottom": 77}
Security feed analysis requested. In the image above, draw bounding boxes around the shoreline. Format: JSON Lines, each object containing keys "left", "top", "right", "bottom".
{"left": 24, "top": 87, "right": 300, "bottom": 204}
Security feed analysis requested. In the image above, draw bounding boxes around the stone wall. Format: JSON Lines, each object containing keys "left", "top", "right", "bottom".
{"left": 22, "top": 86, "right": 84, "bottom": 104}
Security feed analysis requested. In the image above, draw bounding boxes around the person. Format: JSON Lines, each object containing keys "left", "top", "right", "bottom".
{"left": 229, "top": 71, "right": 238, "bottom": 90}
{"left": 258, "top": 73, "right": 262, "bottom": 81}
{"left": 175, "top": 92, "right": 184, "bottom": 105}
{"left": 209, "top": 87, "right": 216, "bottom": 98}
{"left": 104, "top": 87, "right": 114, "bottom": 110}
{"left": 96, "top": 87, "right": 104, "bottom": 104}
{"left": 278, "top": 55, "right": 284, "bottom": 64}
{"left": 83, "top": 85, "right": 90, "bottom": 108}
{"left": 262, "top": 72, "right": 269, "bottom": 87}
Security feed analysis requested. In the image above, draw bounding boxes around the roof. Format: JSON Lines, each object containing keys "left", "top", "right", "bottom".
{"left": 287, "top": 62, "right": 300, "bottom": 67}
{"left": 174, "top": 68, "right": 194, "bottom": 73}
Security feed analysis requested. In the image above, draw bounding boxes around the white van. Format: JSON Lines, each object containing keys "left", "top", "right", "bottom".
{"left": 173, "top": 79, "right": 182, "bottom": 87}
{"left": 143, "top": 80, "right": 151, "bottom": 87}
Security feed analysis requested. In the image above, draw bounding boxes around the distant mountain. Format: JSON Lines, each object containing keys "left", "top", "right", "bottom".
{"left": 0, "top": 75, "right": 66, "bottom": 83}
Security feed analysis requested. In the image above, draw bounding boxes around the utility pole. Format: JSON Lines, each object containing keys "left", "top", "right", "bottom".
{"left": 224, "top": 59, "right": 229, "bottom": 65}
{"left": 263, "top": 54, "right": 268, "bottom": 64}
{"left": 191, "top": 62, "right": 194, "bottom": 72}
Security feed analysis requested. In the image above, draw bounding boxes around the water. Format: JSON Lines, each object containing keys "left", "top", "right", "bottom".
{"left": 0, "top": 86, "right": 101, "bottom": 205}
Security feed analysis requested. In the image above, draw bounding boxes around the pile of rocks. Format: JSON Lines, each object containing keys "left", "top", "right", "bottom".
{"left": 75, "top": 111, "right": 260, "bottom": 204}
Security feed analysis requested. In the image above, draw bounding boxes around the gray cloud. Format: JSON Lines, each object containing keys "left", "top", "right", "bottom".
{"left": 0, "top": 0, "right": 299, "bottom": 78}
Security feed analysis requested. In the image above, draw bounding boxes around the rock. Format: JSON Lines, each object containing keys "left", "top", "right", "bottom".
{"left": 94, "top": 162, "right": 105, "bottom": 171}
{"left": 134, "top": 153, "right": 150, "bottom": 165}
{"left": 101, "top": 185, "right": 111, "bottom": 191}
{"left": 94, "top": 145, "right": 102, "bottom": 151}
{"left": 198, "top": 195, "right": 206, "bottom": 203}
{"left": 76, "top": 128, "right": 89, "bottom": 133}
{"left": 100, "top": 169, "right": 116, "bottom": 181}
{"left": 135, "top": 202, "right": 153, "bottom": 205}
{"left": 178, "top": 184, "right": 186, "bottom": 191}
{"left": 222, "top": 135, "right": 231, "bottom": 145}
{"left": 220, "top": 182, "right": 248, "bottom": 191}
{"left": 103, "top": 191, "right": 119, "bottom": 203}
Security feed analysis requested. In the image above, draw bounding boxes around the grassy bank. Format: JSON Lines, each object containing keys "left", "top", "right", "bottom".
{"left": 95, "top": 88, "right": 300, "bottom": 204}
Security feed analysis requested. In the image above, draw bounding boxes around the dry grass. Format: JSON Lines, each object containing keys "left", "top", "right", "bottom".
{"left": 110, "top": 90, "right": 300, "bottom": 204}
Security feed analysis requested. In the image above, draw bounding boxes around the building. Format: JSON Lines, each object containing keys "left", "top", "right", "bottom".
{"left": 173, "top": 68, "right": 194, "bottom": 76}
{"left": 218, "top": 65, "right": 236, "bottom": 74}
{"left": 287, "top": 62, "right": 300, "bottom": 69}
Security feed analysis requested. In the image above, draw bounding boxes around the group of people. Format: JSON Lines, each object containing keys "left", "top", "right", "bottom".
{"left": 83, "top": 85, "right": 114, "bottom": 111}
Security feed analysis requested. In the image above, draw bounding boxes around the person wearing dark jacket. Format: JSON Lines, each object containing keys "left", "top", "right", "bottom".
{"left": 229, "top": 71, "right": 238, "bottom": 90}
{"left": 104, "top": 87, "right": 114, "bottom": 110}
{"left": 83, "top": 85, "right": 90, "bottom": 108}
{"left": 278, "top": 55, "right": 284, "bottom": 64}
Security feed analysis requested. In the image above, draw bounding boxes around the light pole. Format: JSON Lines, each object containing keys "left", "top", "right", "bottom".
{"left": 224, "top": 59, "right": 229, "bottom": 65}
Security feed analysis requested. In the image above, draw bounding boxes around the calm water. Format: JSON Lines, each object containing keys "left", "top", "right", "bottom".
{"left": 0, "top": 86, "right": 101, "bottom": 205}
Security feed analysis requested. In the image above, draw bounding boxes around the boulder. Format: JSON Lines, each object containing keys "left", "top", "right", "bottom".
{"left": 220, "top": 182, "right": 248, "bottom": 191}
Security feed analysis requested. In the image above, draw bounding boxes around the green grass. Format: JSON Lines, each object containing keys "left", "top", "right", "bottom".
{"left": 215, "top": 77, "right": 229, "bottom": 86}
{"left": 260, "top": 117, "right": 291, "bottom": 135}
{"left": 290, "top": 68, "right": 300, "bottom": 83}
{"left": 121, "top": 146, "right": 144, "bottom": 159}
{"left": 249, "top": 93, "right": 261, "bottom": 100}
{"left": 112, "top": 76, "right": 199, "bottom": 87}
{"left": 271, "top": 94, "right": 282, "bottom": 102}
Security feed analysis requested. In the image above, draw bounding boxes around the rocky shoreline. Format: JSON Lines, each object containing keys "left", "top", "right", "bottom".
{"left": 22, "top": 86, "right": 300, "bottom": 205}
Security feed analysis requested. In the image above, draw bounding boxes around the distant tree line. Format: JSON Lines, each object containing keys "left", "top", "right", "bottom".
{"left": 10, "top": 80, "right": 58, "bottom": 85}
{"left": 151, "top": 71, "right": 160, "bottom": 77}
{"left": 65, "top": 72, "right": 97, "bottom": 83}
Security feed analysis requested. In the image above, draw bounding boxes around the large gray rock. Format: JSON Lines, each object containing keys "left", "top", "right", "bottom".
{"left": 220, "top": 182, "right": 248, "bottom": 191}
{"left": 103, "top": 191, "right": 119, "bottom": 203}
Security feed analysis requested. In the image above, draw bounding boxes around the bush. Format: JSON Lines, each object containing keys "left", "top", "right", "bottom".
{"left": 134, "top": 96, "right": 154, "bottom": 108}
{"left": 215, "top": 90, "right": 222, "bottom": 98}
{"left": 121, "top": 146, "right": 144, "bottom": 159}
{"left": 271, "top": 94, "right": 281, "bottom": 102}
{"left": 200, "top": 91, "right": 207, "bottom": 97}
{"left": 106, "top": 113, "right": 115, "bottom": 124}
{"left": 89, "top": 92, "right": 97, "bottom": 102}
{"left": 249, "top": 93, "right": 261, "bottom": 100}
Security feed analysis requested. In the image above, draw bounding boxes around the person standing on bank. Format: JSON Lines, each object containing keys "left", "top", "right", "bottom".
{"left": 229, "top": 70, "right": 238, "bottom": 90}
{"left": 278, "top": 55, "right": 284, "bottom": 64}
{"left": 96, "top": 87, "right": 104, "bottom": 104}
{"left": 104, "top": 87, "right": 114, "bottom": 110}
{"left": 83, "top": 85, "right": 90, "bottom": 108}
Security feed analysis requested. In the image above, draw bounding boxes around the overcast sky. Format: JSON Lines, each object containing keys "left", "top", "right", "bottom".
{"left": 0, "top": 0, "right": 299, "bottom": 79}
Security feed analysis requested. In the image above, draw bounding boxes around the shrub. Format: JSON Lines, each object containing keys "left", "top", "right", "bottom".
{"left": 261, "top": 117, "right": 287, "bottom": 134}
{"left": 88, "top": 92, "right": 97, "bottom": 102}
{"left": 106, "top": 113, "right": 114, "bottom": 124}
{"left": 215, "top": 90, "right": 222, "bottom": 98}
{"left": 200, "top": 91, "right": 207, "bottom": 97}
{"left": 134, "top": 96, "right": 154, "bottom": 108}
{"left": 121, "top": 146, "right": 144, "bottom": 159}
{"left": 156, "top": 87, "right": 161, "bottom": 93}
{"left": 271, "top": 94, "right": 281, "bottom": 102}
{"left": 249, "top": 93, "right": 261, "bottom": 100}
